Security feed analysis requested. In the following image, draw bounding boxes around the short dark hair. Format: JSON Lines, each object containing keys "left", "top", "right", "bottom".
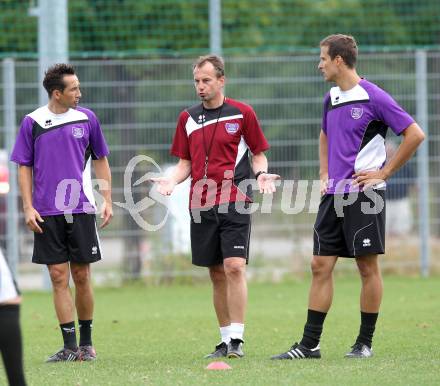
{"left": 193, "top": 55, "right": 225, "bottom": 78}
{"left": 43, "top": 63, "right": 76, "bottom": 97}
{"left": 320, "top": 34, "right": 358, "bottom": 69}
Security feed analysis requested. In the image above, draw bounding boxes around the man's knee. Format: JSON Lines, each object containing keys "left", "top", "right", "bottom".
{"left": 71, "top": 264, "right": 91, "bottom": 287}
{"left": 209, "top": 265, "right": 226, "bottom": 284}
{"left": 223, "top": 258, "right": 246, "bottom": 278}
{"left": 310, "top": 256, "right": 335, "bottom": 279}
{"left": 356, "top": 256, "right": 379, "bottom": 279}
{"left": 48, "top": 265, "right": 70, "bottom": 289}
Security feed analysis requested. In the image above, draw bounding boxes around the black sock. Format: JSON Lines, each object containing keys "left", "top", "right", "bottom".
{"left": 60, "top": 321, "right": 77, "bottom": 350}
{"left": 300, "top": 309, "right": 327, "bottom": 349}
{"left": 355, "top": 311, "right": 378, "bottom": 348}
{"left": 79, "top": 319, "right": 93, "bottom": 346}
{"left": 0, "top": 305, "right": 27, "bottom": 386}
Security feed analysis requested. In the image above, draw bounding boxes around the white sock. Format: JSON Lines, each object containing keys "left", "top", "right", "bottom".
{"left": 220, "top": 325, "right": 231, "bottom": 344}
{"left": 229, "top": 323, "right": 245, "bottom": 341}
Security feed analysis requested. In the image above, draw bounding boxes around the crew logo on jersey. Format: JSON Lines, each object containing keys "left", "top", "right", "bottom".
{"left": 351, "top": 107, "right": 363, "bottom": 120}
{"left": 225, "top": 122, "right": 239, "bottom": 134}
{"left": 72, "top": 127, "right": 85, "bottom": 138}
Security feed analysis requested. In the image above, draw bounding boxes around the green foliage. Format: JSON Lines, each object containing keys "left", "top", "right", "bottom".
{"left": 0, "top": 0, "right": 37, "bottom": 57}
{"left": 0, "top": 0, "right": 439, "bottom": 58}
{"left": 69, "top": 0, "right": 209, "bottom": 56}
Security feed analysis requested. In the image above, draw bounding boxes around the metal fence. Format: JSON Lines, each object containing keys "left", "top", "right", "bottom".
{"left": 2, "top": 0, "right": 440, "bottom": 58}
{"left": 1, "top": 51, "right": 439, "bottom": 288}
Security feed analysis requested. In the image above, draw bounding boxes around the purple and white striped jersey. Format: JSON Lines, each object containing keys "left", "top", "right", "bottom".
{"left": 11, "top": 105, "right": 109, "bottom": 216}
{"left": 322, "top": 79, "right": 414, "bottom": 194}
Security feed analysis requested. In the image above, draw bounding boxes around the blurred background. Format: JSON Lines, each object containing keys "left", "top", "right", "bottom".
{"left": 0, "top": 0, "right": 439, "bottom": 288}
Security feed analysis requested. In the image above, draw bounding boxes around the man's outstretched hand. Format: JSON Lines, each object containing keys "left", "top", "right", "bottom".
{"left": 149, "top": 176, "right": 177, "bottom": 196}
{"left": 257, "top": 173, "right": 281, "bottom": 194}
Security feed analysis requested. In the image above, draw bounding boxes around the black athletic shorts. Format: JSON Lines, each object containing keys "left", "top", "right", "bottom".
{"left": 190, "top": 203, "right": 251, "bottom": 267}
{"left": 32, "top": 213, "right": 102, "bottom": 265}
{"left": 313, "top": 190, "right": 385, "bottom": 258}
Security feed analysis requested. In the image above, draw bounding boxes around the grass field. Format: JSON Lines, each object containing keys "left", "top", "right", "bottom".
{"left": 3, "top": 275, "right": 439, "bottom": 386}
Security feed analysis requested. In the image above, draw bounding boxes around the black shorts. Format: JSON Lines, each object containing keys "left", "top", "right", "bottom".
{"left": 190, "top": 203, "right": 251, "bottom": 267}
{"left": 32, "top": 213, "right": 102, "bottom": 265}
{"left": 313, "top": 190, "right": 385, "bottom": 258}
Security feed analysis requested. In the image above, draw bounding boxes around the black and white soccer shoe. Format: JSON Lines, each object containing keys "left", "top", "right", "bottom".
{"left": 79, "top": 345, "right": 97, "bottom": 361}
{"left": 271, "top": 342, "right": 321, "bottom": 360}
{"left": 345, "top": 342, "right": 373, "bottom": 358}
{"left": 46, "top": 347, "right": 80, "bottom": 362}
{"left": 227, "top": 338, "right": 244, "bottom": 358}
{"left": 204, "top": 342, "right": 228, "bottom": 359}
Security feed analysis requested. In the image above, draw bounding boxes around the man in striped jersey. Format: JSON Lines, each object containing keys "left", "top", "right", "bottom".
{"left": 272, "top": 34, "right": 424, "bottom": 360}
{"left": 11, "top": 64, "right": 113, "bottom": 362}
{"left": 152, "top": 55, "right": 279, "bottom": 358}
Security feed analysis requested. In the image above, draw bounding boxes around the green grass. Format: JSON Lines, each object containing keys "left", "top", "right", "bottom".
{"left": 4, "top": 275, "right": 440, "bottom": 385}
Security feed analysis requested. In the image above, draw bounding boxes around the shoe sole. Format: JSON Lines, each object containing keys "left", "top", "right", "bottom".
{"left": 271, "top": 356, "right": 321, "bottom": 360}
{"left": 46, "top": 358, "right": 79, "bottom": 363}
{"left": 227, "top": 353, "right": 243, "bottom": 358}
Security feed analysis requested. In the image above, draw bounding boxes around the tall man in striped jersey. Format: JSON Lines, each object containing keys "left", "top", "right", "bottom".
{"left": 272, "top": 34, "right": 425, "bottom": 360}
{"left": 11, "top": 64, "right": 113, "bottom": 362}
{"left": 152, "top": 55, "right": 280, "bottom": 358}
{"left": 0, "top": 250, "right": 27, "bottom": 385}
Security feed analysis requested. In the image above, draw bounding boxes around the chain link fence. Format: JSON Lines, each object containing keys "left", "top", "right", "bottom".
{"left": 1, "top": 52, "right": 439, "bottom": 287}
{"left": 1, "top": 1, "right": 440, "bottom": 58}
